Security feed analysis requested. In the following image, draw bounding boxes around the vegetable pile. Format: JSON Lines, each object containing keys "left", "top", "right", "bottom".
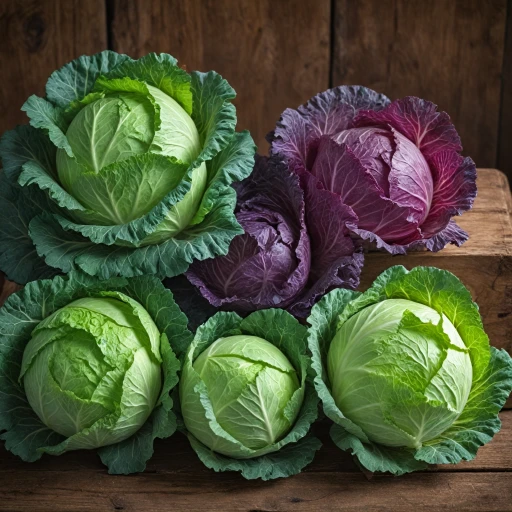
{"left": 0, "top": 52, "right": 510, "bottom": 482}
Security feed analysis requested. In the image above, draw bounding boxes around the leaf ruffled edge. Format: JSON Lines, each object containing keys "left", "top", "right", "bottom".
{"left": 0, "top": 272, "right": 191, "bottom": 474}
{"left": 45, "top": 50, "right": 131, "bottom": 108}
{"left": 416, "top": 347, "right": 512, "bottom": 466}
{"left": 29, "top": 166, "right": 243, "bottom": 280}
{"left": 351, "top": 219, "right": 470, "bottom": 256}
{"left": 189, "top": 433, "right": 321, "bottom": 481}
{"left": 268, "top": 85, "right": 390, "bottom": 171}
{"left": 175, "top": 308, "right": 321, "bottom": 480}
{"left": 307, "top": 265, "right": 512, "bottom": 475}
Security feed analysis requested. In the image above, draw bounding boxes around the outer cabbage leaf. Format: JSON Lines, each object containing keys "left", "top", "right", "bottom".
{"left": 106, "top": 53, "right": 193, "bottom": 114}
{"left": 0, "top": 273, "right": 191, "bottom": 474}
{"left": 45, "top": 51, "right": 131, "bottom": 108}
{"left": 0, "top": 172, "right": 58, "bottom": 283}
{"left": 29, "top": 180, "right": 243, "bottom": 279}
{"left": 307, "top": 265, "right": 512, "bottom": 475}
{"left": 288, "top": 170, "right": 363, "bottom": 317}
{"left": 176, "top": 308, "right": 320, "bottom": 480}
{"left": 163, "top": 275, "right": 218, "bottom": 332}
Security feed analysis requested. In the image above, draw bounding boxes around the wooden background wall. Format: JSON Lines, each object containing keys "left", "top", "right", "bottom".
{"left": 0, "top": 0, "right": 511, "bottom": 181}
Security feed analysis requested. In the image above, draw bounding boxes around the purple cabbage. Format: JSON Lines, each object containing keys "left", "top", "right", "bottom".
{"left": 269, "top": 86, "right": 477, "bottom": 254}
{"left": 186, "top": 156, "right": 363, "bottom": 317}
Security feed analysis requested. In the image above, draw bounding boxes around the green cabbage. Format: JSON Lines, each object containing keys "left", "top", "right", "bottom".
{"left": 0, "top": 272, "right": 192, "bottom": 474}
{"left": 308, "top": 265, "right": 512, "bottom": 475}
{"left": 181, "top": 335, "right": 301, "bottom": 455}
{"left": 0, "top": 51, "right": 256, "bottom": 284}
{"left": 177, "top": 309, "right": 321, "bottom": 480}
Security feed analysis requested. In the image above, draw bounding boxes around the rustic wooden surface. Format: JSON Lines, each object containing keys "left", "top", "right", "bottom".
{"left": 0, "top": 168, "right": 511, "bottom": 511}
{"left": 0, "top": 411, "right": 510, "bottom": 511}
{"left": 1, "top": 0, "right": 512, "bottom": 177}
{"left": 0, "top": 0, "right": 107, "bottom": 131}
{"left": 499, "top": 0, "right": 512, "bottom": 180}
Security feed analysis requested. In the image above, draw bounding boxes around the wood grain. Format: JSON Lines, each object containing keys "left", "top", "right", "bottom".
{"left": 363, "top": 169, "right": 512, "bottom": 353}
{"left": 0, "top": 411, "right": 511, "bottom": 512}
{"left": 332, "top": 0, "right": 507, "bottom": 168}
{"left": 109, "top": 0, "right": 331, "bottom": 152}
{"left": 0, "top": 0, "right": 107, "bottom": 135}
{"left": 498, "top": 0, "right": 512, "bottom": 182}
{"left": 0, "top": 472, "right": 511, "bottom": 512}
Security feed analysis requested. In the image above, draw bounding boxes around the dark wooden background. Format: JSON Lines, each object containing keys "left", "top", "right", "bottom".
{"left": 0, "top": 0, "right": 511, "bottom": 180}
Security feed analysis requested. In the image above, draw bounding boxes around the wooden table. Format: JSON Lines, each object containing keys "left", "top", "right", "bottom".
{"left": 0, "top": 169, "right": 511, "bottom": 512}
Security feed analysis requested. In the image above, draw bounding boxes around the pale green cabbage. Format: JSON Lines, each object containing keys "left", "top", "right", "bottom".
{"left": 308, "top": 265, "right": 512, "bottom": 475}
{"left": 177, "top": 309, "right": 321, "bottom": 480}
{"left": 22, "top": 294, "right": 162, "bottom": 447}
{"left": 327, "top": 298, "right": 472, "bottom": 449}
{"left": 55, "top": 83, "right": 207, "bottom": 241}
{"left": 0, "top": 273, "right": 191, "bottom": 474}
{"left": 0, "top": 51, "right": 255, "bottom": 284}
{"left": 181, "top": 335, "right": 301, "bottom": 456}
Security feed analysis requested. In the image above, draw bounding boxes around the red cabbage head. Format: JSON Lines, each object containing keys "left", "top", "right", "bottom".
{"left": 269, "top": 87, "right": 477, "bottom": 254}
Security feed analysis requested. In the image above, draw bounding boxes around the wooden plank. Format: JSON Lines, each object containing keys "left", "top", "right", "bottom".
{"left": 109, "top": 0, "right": 331, "bottom": 151}
{"left": 0, "top": 0, "right": 107, "bottom": 135}
{"left": 0, "top": 471, "right": 510, "bottom": 511}
{"left": 498, "top": 0, "right": 512, "bottom": 182}
{"left": 363, "top": 169, "right": 512, "bottom": 354}
{"left": 332, "top": 0, "right": 507, "bottom": 168}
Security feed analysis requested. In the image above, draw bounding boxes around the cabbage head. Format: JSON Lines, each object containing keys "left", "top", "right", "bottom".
{"left": 178, "top": 309, "right": 321, "bottom": 480}
{"left": 185, "top": 155, "right": 363, "bottom": 318}
{"left": 270, "top": 87, "right": 477, "bottom": 254}
{"left": 0, "top": 51, "right": 255, "bottom": 284}
{"left": 308, "top": 265, "right": 512, "bottom": 475}
{"left": 0, "top": 272, "right": 192, "bottom": 474}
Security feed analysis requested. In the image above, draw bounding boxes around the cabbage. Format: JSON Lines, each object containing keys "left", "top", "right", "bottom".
{"left": 269, "top": 87, "right": 477, "bottom": 254}
{"left": 308, "top": 266, "right": 512, "bottom": 474}
{"left": 177, "top": 309, "right": 321, "bottom": 480}
{"left": 181, "top": 335, "right": 301, "bottom": 454}
{"left": 185, "top": 155, "right": 363, "bottom": 317}
{"left": 0, "top": 51, "right": 256, "bottom": 284}
{"left": 0, "top": 272, "right": 192, "bottom": 474}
